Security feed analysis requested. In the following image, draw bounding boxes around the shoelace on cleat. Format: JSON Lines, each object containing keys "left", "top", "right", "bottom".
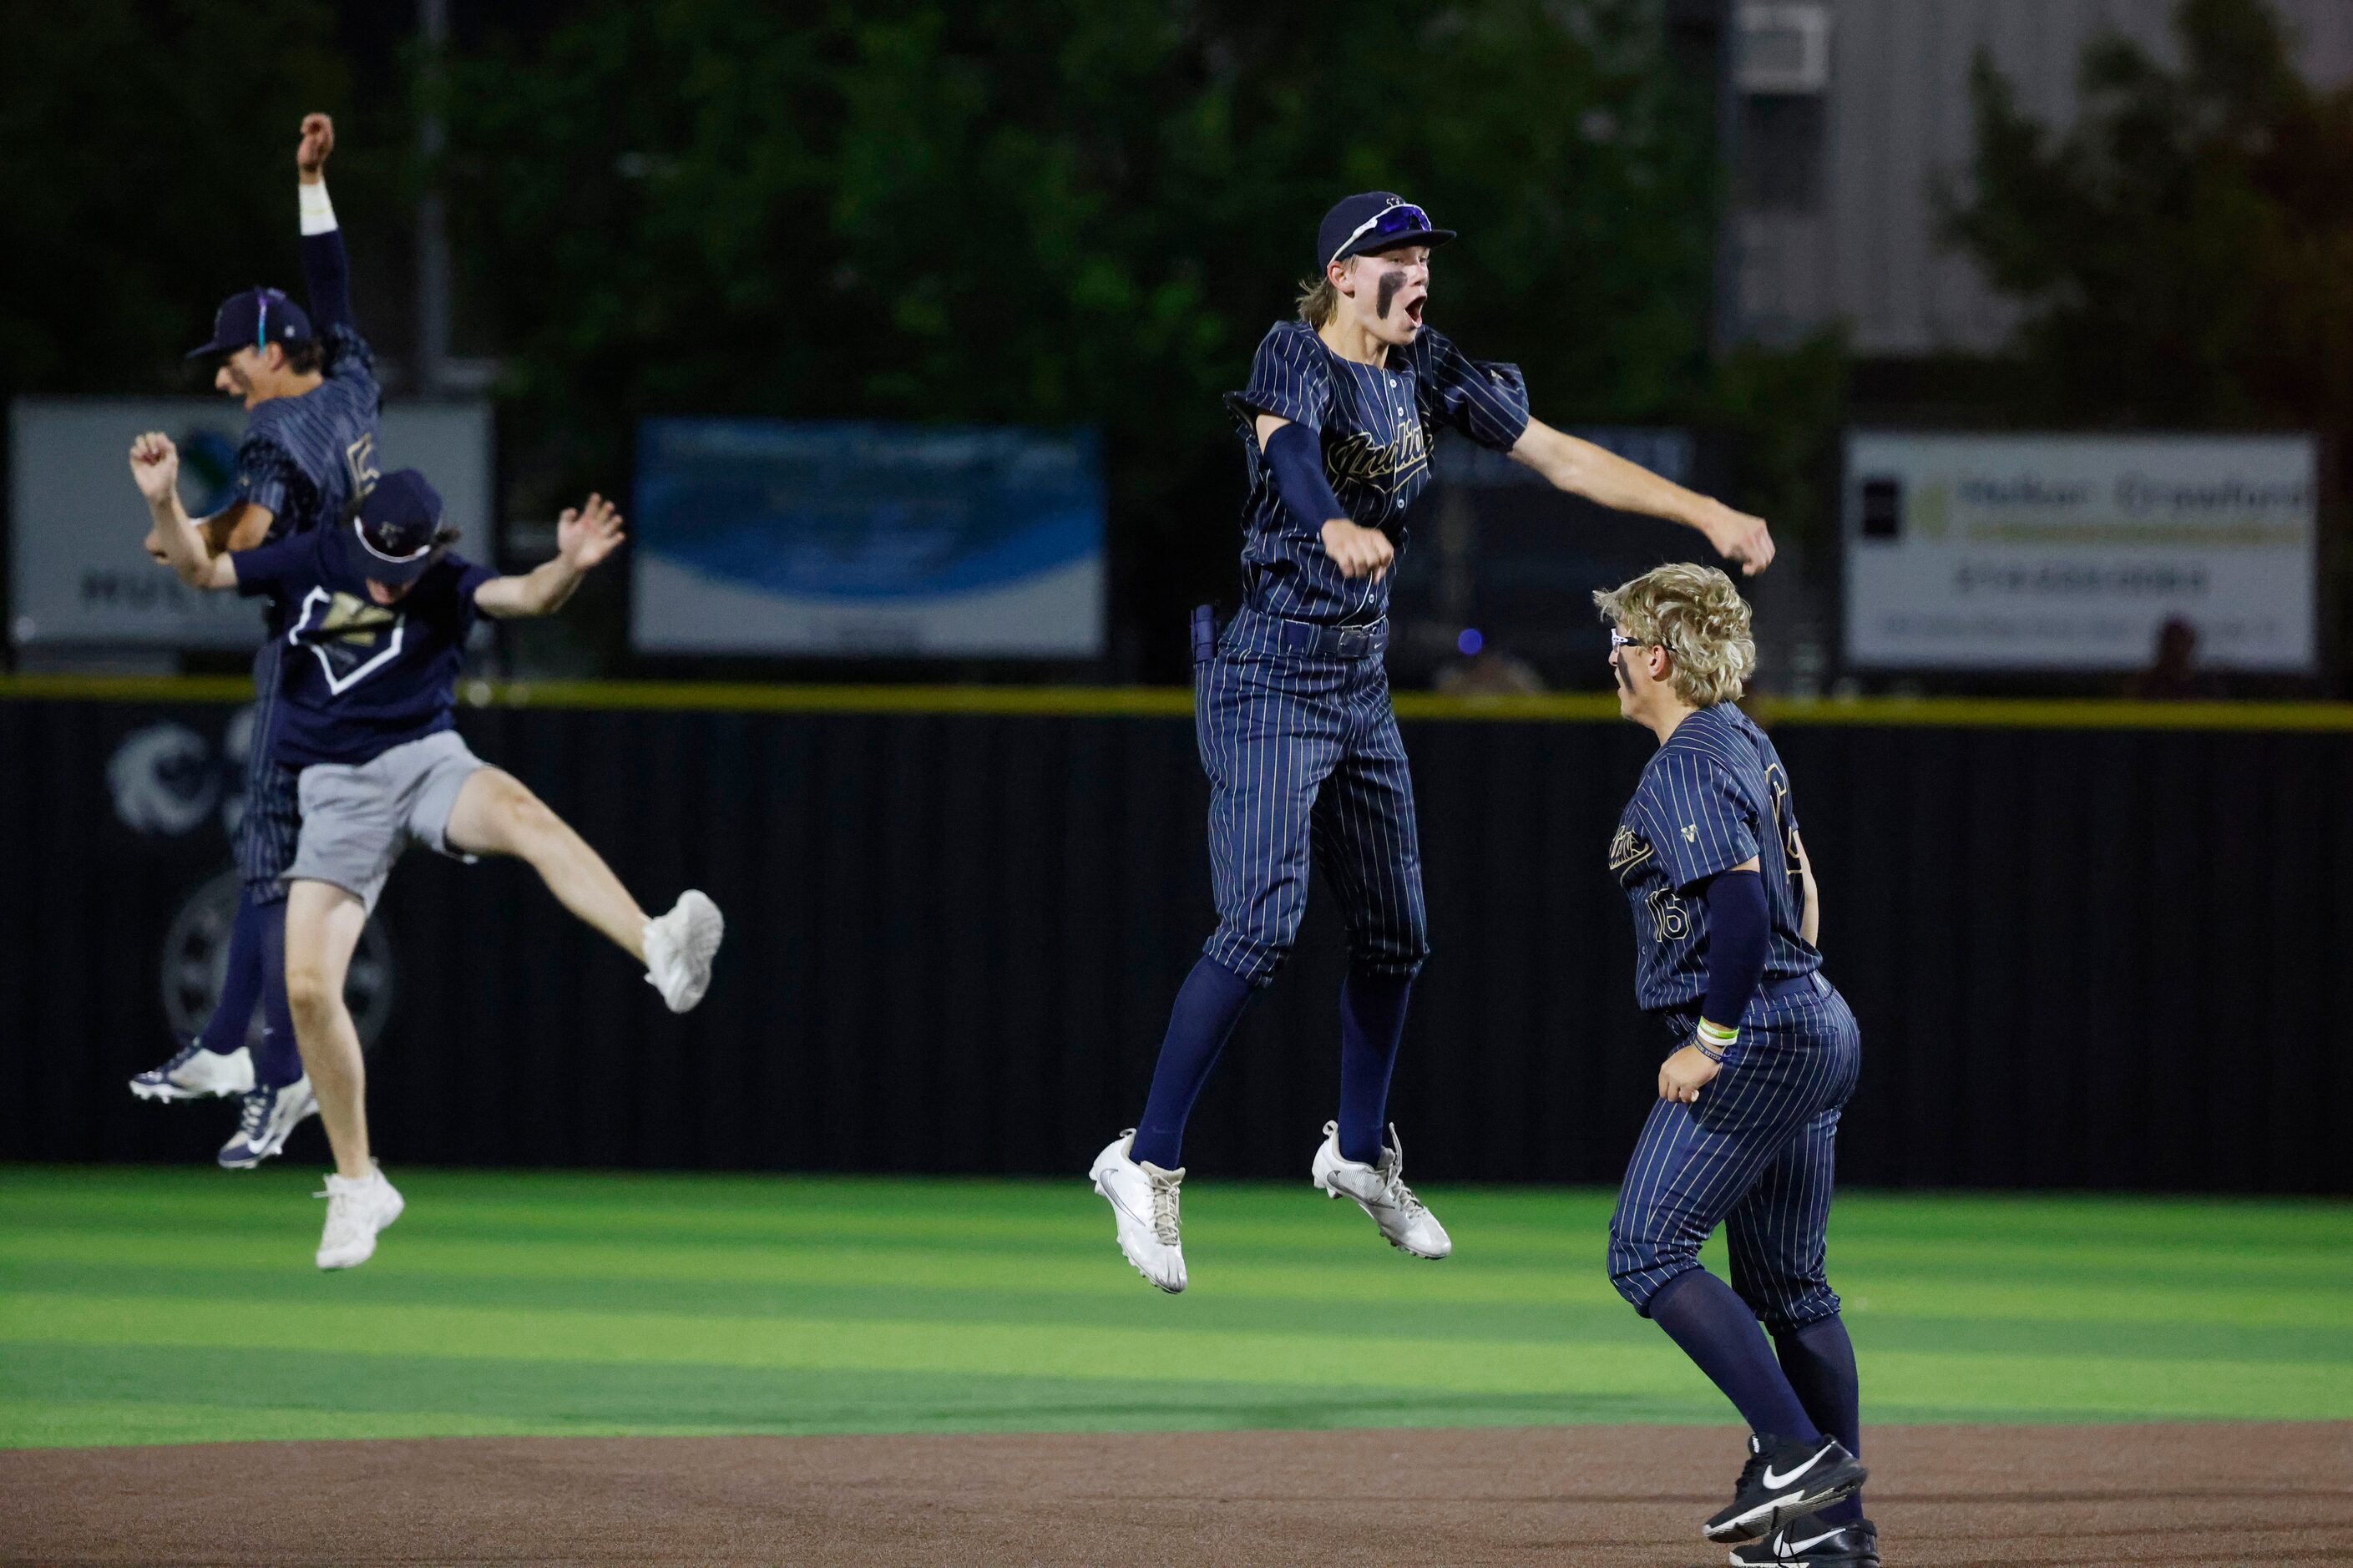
{"left": 152, "top": 1040, "right": 207, "bottom": 1077}
{"left": 1369, "top": 1125, "right": 1430, "bottom": 1219}
{"left": 1373, "top": 1146, "right": 1429, "bottom": 1218}
{"left": 1146, "top": 1171, "right": 1182, "bottom": 1246}
{"left": 235, "top": 1089, "right": 273, "bottom": 1141}
{"left": 1377, "top": 1165, "right": 1427, "bottom": 1216}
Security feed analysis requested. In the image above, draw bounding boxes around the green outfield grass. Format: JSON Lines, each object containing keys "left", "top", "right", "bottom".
{"left": 2, "top": 1166, "right": 2347, "bottom": 1449}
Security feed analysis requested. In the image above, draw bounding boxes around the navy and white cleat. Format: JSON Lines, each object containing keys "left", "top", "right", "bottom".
{"left": 217, "top": 1076, "right": 318, "bottom": 1169}
{"left": 129, "top": 1039, "right": 255, "bottom": 1103}
{"left": 1706, "top": 1435, "right": 1869, "bottom": 1545}
{"left": 1728, "top": 1513, "right": 1881, "bottom": 1565}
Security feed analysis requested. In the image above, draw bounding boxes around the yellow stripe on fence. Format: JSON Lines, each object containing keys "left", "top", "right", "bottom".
{"left": 3, "top": 673, "right": 2350, "bottom": 731}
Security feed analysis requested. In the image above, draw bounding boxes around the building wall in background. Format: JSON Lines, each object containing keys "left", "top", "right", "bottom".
{"left": 1734, "top": 0, "right": 2353, "bottom": 353}
{"left": 7, "top": 688, "right": 2347, "bottom": 1193}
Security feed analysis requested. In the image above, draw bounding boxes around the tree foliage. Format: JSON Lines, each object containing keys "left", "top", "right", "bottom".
{"left": 1946, "top": 0, "right": 2353, "bottom": 434}
{"left": 0, "top": 0, "right": 359, "bottom": 397}
{"left": 438, "top": 0, "right": 1723, "bottom": 624}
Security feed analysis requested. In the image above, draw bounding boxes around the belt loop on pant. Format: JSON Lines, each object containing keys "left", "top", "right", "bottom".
{"left": 1758, "top": 971, "right": 1829, "bottom": 1002}
{"left": 1266, "top": 615, "right": 1387, "bottom": 659}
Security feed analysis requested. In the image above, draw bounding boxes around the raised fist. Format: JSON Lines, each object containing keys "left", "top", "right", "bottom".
{"left": 129, "top": 431, "right": 180, "bottom": 503}
{"left": 297, "top": 113, "right": 335, "bottom": 180}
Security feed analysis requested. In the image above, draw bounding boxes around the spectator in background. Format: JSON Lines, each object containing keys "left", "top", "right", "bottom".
{"left": 2128, "top": 616, "right": 2225, "bottom": 701}
{"left": 1435, "top": 629, "right": 1545, "bottom": 695}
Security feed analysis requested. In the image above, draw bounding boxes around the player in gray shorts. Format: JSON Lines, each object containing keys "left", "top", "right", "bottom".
{"left": 134, "top": 453, "right": 726, "bottom": 1270}
{"left": 290, "top": 729, "right": 489, "bottom": 915}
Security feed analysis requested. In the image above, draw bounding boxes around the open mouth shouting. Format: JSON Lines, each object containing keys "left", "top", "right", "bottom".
{"left": 1374, "top": 267, "right": 1429, "bottom": 334}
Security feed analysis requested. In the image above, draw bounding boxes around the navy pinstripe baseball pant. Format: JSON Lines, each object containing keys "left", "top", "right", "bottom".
{"left": 1609, "top": 975, "right": 1861, "bottom": 1331}
{"left": 236, "top": 637, "right": 301, "bottom": 907}
{"left": 1194, "top": 620, "right": 1429, "bottom": 986}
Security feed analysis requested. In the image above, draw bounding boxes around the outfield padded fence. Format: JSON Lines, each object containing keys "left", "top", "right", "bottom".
{"left": 3, "top": 681, "right": 2346, "bottom": 1192}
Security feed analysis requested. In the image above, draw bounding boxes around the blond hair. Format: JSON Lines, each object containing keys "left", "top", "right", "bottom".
{"left": 1295, "top": 271, "right": 1339, "bottom": 326}
{"left": 1592, "top": 563, "right": 1757, "bottom": 707}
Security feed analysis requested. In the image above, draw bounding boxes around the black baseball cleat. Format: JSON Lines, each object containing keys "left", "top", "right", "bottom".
{"left": 1728, "top": 1513, "right": 1880, "bottom": 1565}
{"left": 1703, "top": 1434, "right": 1868, "bottom": 1545}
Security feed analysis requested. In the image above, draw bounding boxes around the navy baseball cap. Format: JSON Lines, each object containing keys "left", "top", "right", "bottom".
{"left": 1317, "top": 192, "right": 1455, "bottom": 271}
{"left": 185, "top": 287, "right": 313, "bottom": 360}
{"left": 348, "top": 470, "right": 447, "bottom": 585}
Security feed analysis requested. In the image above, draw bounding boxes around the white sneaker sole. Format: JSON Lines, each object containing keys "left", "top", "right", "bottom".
{"left": 317, "top": 1188, "right": 406, "bottom": 1271}
{"left": 1311, "top": 1168, "right": 1450, "bottom": 1260}
{"left": 1089, "top": 1168, "right": 1185, "bottom": 1294}
{"left": 650, "top": 891, "right": 725, "bottom": 1013}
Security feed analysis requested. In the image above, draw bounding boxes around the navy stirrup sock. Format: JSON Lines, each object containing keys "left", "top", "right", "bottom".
{"left": 1129, "top": 957, "right": 1256, "bottom": 1169}
{"left": 1774, "top": 1314, "right": 1864, "bottom": 1523}
{"left": 196, "top": 891, "right": 270, "bottom": 1056}
{"left": 1336, "top": 966, "right": 1414, "bottom": 1164}
{"left": 1647, "top": 1269, "right": 1821, "bottom": 1445}
{"left": 252, "top": 898, "right": 305, "bottom": 1090}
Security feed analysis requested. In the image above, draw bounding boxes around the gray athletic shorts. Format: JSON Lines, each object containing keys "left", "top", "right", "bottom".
{"left": 286, "top": 729, "right": 488, "bottom": 914}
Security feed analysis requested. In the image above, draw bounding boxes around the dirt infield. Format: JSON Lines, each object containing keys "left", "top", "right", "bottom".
{"left": 4, "top": 1422, "right": 2348, "bottom": 1566}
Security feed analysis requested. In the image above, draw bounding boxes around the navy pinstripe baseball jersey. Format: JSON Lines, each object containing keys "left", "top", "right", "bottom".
{"left": 1609, "top": 703, "right": 1820, "bottom": 1013}
{"left": 230, "top": 222, "right": 380, "bottom": 891}
{"left": 234, "top": 319, "right": 380, "bottom": 554}
{"left": 1226, "top": 321, "right": 1530, "bottom": 626}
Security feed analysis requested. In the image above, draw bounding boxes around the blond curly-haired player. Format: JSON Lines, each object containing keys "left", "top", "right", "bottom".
{"left": 1596, "top": 564, "right": 1878, "bottom": 1565}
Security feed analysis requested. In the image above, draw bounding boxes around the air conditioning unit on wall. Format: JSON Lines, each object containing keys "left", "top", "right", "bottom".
{"left": 1737, "top": 2, "right": 1832, "bottom": 95}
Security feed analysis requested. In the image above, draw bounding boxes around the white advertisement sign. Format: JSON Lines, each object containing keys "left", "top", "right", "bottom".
{"left": 10, "top": 397, "right": 493, "bottom": 650}
{"left": 1844, "top": 432, "right": 2317, "bottom": 672}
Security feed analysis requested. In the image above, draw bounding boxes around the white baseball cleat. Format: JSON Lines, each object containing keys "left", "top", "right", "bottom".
{"left": 1089, "top": 1130, "right": 1187, "bottom": 1292}
{"left": 1311, "top": 1120, "right": 1452, "bottom": 1259}
{"left": 315, "top": 1164, "right": 405, "bottom": 1270}
{"left": 645, "top": 890, "right": 725, "bottom": 1013}
{"left": 129, "top": 1040, "right": 254, "bottom": 1102}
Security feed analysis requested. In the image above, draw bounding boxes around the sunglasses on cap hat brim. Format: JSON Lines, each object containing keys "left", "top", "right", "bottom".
{"left": 1328, "top": 203, "right": 1456, "bottom": 268}
{"left": 349, "top": 516, "right": 443, "bottom": 586}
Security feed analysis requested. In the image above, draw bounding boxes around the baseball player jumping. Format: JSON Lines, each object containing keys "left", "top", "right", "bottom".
{"left": 1090, "top": 193, "right": 1776, "bottom": 1292}
{"left": 1597, "top": 564, "right": 1875, "bottom": 1565}
{"left": 131, "top": 452, "right": 725, "bottom": 1269}
{"left": 128, "top": 112, "right": 377, "bottom": 1172}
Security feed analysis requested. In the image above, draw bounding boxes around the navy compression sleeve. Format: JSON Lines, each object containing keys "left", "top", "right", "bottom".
{"left": 1699, "top": 868, "right": 1769, "bottom": 1034}
{"left": 301, "top": 228, "right": 351, "bottom": 331}
{"left": 1262, "top": 421, "right": 1346, "bottom": 532}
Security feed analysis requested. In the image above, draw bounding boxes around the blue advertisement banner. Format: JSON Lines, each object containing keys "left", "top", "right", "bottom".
{"left": 630, "top": 419, "right": 1106, "bottom": 657}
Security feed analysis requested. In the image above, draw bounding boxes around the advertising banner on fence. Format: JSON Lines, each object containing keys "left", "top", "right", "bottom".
{"left": 1843, "top": 431, "right": 2318, "bottom": 672}
{"left": 630, "top": 419, "right": 1106, "bottom": 658}
{"left": 10, "top": 397, "right": 493, "bottom": 650}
